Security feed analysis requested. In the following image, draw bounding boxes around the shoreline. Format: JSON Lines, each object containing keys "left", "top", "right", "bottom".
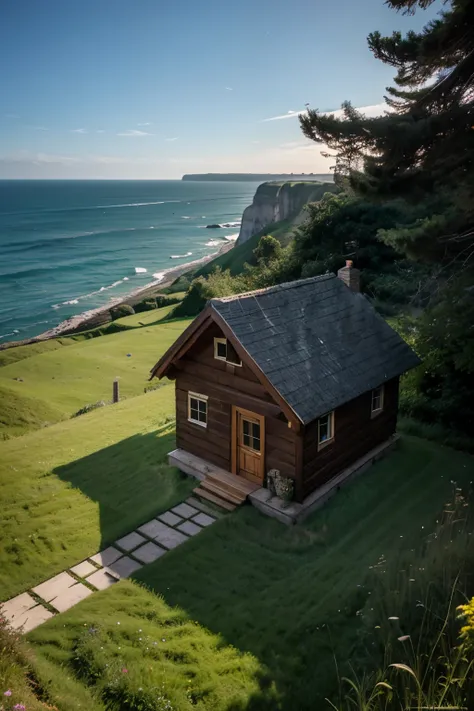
{"left": 0, "top": 240, "right": 234, "bottom": 350}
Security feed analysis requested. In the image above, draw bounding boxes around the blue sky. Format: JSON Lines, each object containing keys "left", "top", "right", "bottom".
{"left": 0, "top": 0, "right": 440, "bottom": 178}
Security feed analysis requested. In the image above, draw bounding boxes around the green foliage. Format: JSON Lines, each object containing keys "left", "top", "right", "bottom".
{"left": 110, "top": 303, "right": 135, "bottom": 319}
{"left": 133, "top": 294, "right": 181, "bottom": 314}
{"left": 334, "top": 488, "right": 474, "bottom": 709}
{"left": 253, "top": 233, "right": 282, "bottom": 263}
{"left": 29, "top": 580, "right": 275, "bottom": 711}
{"left": 0, "top": 615, "right": 103, "bottom": 710}
{"left": 72, "top": 400, "right": 108, "bottom": 418}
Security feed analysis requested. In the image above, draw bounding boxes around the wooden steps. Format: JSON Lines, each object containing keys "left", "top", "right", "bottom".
{"left": 193, "top": 487, "right": 237, "bottom": 511}
{"left": 193, "top": 469, "right": 261, "bottom": 512}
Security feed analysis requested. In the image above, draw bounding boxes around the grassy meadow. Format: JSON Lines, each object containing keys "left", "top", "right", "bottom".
{"left": 2, "top": 310, "right": 474, "bottom": 709}
{"left": 0, "top": 311, "right": 191, "bottom": 437}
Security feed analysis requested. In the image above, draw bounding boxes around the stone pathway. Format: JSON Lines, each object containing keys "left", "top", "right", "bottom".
{"left": 1, "top": 497, "right": 219, "bottom": 634}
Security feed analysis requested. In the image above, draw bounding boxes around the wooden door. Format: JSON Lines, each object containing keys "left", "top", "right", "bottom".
{"left": 232, "top": 407, "right": 265, "bottom": 484}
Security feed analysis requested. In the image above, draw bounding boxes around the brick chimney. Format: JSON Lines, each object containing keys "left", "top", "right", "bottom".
{"left": 337, "top": 260, "right": 360, "bottom": 292}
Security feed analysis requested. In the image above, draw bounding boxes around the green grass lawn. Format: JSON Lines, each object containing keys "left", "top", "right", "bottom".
{"left": 0, "top": 316, "right": 191, "bottom": 437}
{"left": 17, "top": 436, "right": 474, "bottom": 711}
{"left": 0, "top": 386, "right": 194, "bottom": 601}
{"left": 28, "top": 581, "right": 272, "bottom": 711}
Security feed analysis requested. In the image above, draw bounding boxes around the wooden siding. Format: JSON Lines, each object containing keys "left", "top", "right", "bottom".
{"left": 301, "top": 377, "right": 399, "bottom": 498}
{"left": 174, "top": 322, "right": 299, "bottom": 488}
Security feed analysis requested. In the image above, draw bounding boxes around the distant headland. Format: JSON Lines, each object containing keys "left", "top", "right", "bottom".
{"left": 181, "top": 173, "right": 334, "bottom": 182}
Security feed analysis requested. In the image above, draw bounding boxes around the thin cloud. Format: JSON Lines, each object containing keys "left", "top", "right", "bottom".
{"left": 71, "top": 128, "right": 88, "bottom": 134}
{"left": 117, "top": 129, "right": 153, "bottom": 136}
{"left": 225, "top": 87, "right": 233, "bottom": 91}
{"left": 262, "top": 102, "right": 388, "bottom": 122}
{"left": 137, "top": 122, "right": 152, "bottom": 126}
{"left": 165, "top": 137, "right": 178, "bottom": 141}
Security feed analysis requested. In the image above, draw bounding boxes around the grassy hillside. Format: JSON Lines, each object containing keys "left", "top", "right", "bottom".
{"left": 0, "top": 312, "right": 192, "bottom": 438}
{"left": 0, "top": 385, "right": 194, "bottom": 600}
{"left": 18, "top": 435, "right": 474, "bottom": 710}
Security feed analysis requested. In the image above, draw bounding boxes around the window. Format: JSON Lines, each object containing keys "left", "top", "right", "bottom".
{"left": 242, "top": 418, "right": 261, "bottom": 452}
{"left": 214, "top": 337, "right": 227, "bottom": 361}
{"left": 213, "top": 337, "right": 242, "bottom": 366}
{"left": 371, "top": 385, "right": 385, "bottom": 416}
{"left": 318, "top": 411, "right": 334, "bottom": 449}
{"left": 188, "top": 392, "right": 208, "bottom": 427}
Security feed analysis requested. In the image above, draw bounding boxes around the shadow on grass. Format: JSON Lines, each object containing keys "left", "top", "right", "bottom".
{"left": 54, "top": 423, "right": 194, "bottom": 552}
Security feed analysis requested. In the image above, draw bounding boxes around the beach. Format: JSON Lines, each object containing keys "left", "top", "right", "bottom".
{"left": 0, "top": 240, "right": 234, "bottom": 349}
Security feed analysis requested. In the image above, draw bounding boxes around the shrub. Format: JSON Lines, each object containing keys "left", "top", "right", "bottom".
{"left": 72, "top": 401, "right": 108, "bottom": 418}
{"left": 110, "top": 304, "right": 135, "bottom": 320}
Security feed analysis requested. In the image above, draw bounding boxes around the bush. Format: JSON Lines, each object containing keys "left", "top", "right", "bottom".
{"left": 110, "top": 304, "right": 135, "bottom": 320}
{"left": 72, "top": 400, "right": 108, "bottom": 418}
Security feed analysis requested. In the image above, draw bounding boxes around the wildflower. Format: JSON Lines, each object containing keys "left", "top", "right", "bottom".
{"left": 117, "top": 621, "right": 121, "bottom": 625}
{"left": 398, "top": 635, "right": 410, "bottom": 642}
{"left": 388, "top": 616, "right": 399, "bottom": 620}
{"left": 14, "top": 705, "right": 26, "bottom": 711}
{"left": 4, "top": 690, "right": 12, "bottom": 697}
{"left": 162, "top": 638, "right": 166, "bottom": 642}
{"left": 122, "top": 668, "right": 128, "bottom": 674}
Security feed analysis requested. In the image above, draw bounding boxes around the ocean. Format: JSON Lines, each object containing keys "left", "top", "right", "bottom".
{"left": 0, "top": 180, "right": 259, "bottom": 341}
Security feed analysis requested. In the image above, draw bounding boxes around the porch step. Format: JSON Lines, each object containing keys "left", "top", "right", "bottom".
{"left": 206, "top": 469, "right": 260, "bottom": 497}
{"left": 200, "top": 479, "right": 245, "bottom": 506}
{"left": 193, "top": 487, "right": 237, "bottom": 512}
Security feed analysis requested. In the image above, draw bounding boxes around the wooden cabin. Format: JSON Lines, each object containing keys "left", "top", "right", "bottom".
{"left": 150, "top": 263, "right": 420, "bottom": 508}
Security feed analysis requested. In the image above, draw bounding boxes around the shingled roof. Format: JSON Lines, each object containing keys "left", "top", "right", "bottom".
{"left": 208, "top": 274, "right": 420, "bottom": 424}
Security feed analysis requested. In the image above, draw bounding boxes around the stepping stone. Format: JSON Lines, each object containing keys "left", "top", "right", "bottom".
{"left": 10, "top": 604, "right": 53, "bottom": 633}
{"left": 192, "top": 512, "right": 216, "bottom": 527}
{"left": 2, "top": 593, "right": 54, "bottom": 633}
{"left": 70, "top": 560, "right": 96, "bottom": 578}
{"left": 88, "top": 569, "right": 118, "bottom": 591}
{"left": 32, "top": 571, "right": 76, "bottom": 603}
{"left": 158, "top": 511, "right": 183, "bottom": 527}
{"left": 50, "top": 582, "right": 93, "bottom": 613}
{"left": 171, "top": 502, "right": 198, "bottom": 519}
{"left": 1, "top": 592, "right": 37, "bottom": 620}
{"left": 149, "top": 522, "right": 189, "bottom": 550}
{"left": 138, "top": 518, "right": 169, "bottom": 539}
{"left": 115, "top": 531, "right": 146, "bottom": 552}
{"left": 177, "top": 520, "right": 202, "bottom": 537}
{"left": 132, "top": 542, "right": 166, "bottom": 564}
{"left": 90, "top": 546, "right": 122, "bottom": 567}
{"left": 106, "top": 556, "right": 142, "bottom": 580}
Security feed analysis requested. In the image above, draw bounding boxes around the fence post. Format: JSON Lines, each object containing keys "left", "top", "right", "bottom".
{"left": 113, "top": 378, "right": 119, "bottom": 403}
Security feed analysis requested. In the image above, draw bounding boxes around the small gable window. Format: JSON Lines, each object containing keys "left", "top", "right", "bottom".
{"left": 188, "top": 392, "right": 208, "bottom": 427}
{"left": 371, "top": 385, "right": 384, "bottom": 416}
{"left": 214, "top": 337, "right": 242, "bottom": 366}
{"left": 318, "top": 411, "right": 334, "bottom": 449}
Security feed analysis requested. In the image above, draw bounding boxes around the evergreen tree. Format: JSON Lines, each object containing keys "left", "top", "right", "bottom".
{"left": 300, "top": 0, "right": 474, "bottom": 259}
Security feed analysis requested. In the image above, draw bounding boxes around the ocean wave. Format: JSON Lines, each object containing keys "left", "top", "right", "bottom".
{"left": 0, "top": 329, "right": 20, "bottom": 340}
{"left": 1, "top": 226, "right": 141, "bottom": 255}
{"left": 152, "top": 272, "right": 165, "bottom": 281}
{"left": 0, "top": 200, "right": 182, "bottom": 218}
{"left": 170, "top": 252, "right": 193, "bottom": 259}
{"left": 224, "top": 233, "right": 239, "bottom": 241}
{"left": 181, "top": 216, "right": 191, "bottom": 219}
{"left": 204, "top": 239, "right": 223, "bottom": 247}
{"left": 134, "top": 267, "right": 147, "bottom": 273}
{"left": 51, "top": 275, "right": 132, "bottom": 309}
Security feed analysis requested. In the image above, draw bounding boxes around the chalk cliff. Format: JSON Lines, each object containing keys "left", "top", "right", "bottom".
{"left": 236, "top": 181, "right": 337, "bottom": 245}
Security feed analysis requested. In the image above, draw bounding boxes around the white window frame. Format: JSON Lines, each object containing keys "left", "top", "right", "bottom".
{"left": 317, "top": 411, "right": 335, "bottom": 450}
{"left": 213, "top": 336, "right": 242, "bottom": 367}
{"left": 214, "top": 337, "right": 228, "bottom": 362}
{"left": 371, "top": 385, "right": 385, "bottom": 417}
{"left": 188, "top": 391, "right": 208, "bottom": 428}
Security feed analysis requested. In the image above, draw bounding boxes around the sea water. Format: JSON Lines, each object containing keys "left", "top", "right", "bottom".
{"left": 0, "top": 180, "right": 259, "bottom": 340}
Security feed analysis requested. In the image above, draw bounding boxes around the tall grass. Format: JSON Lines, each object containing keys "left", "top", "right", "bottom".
{"left": 331, "top": 487, "right": 474, "bottom": 710}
